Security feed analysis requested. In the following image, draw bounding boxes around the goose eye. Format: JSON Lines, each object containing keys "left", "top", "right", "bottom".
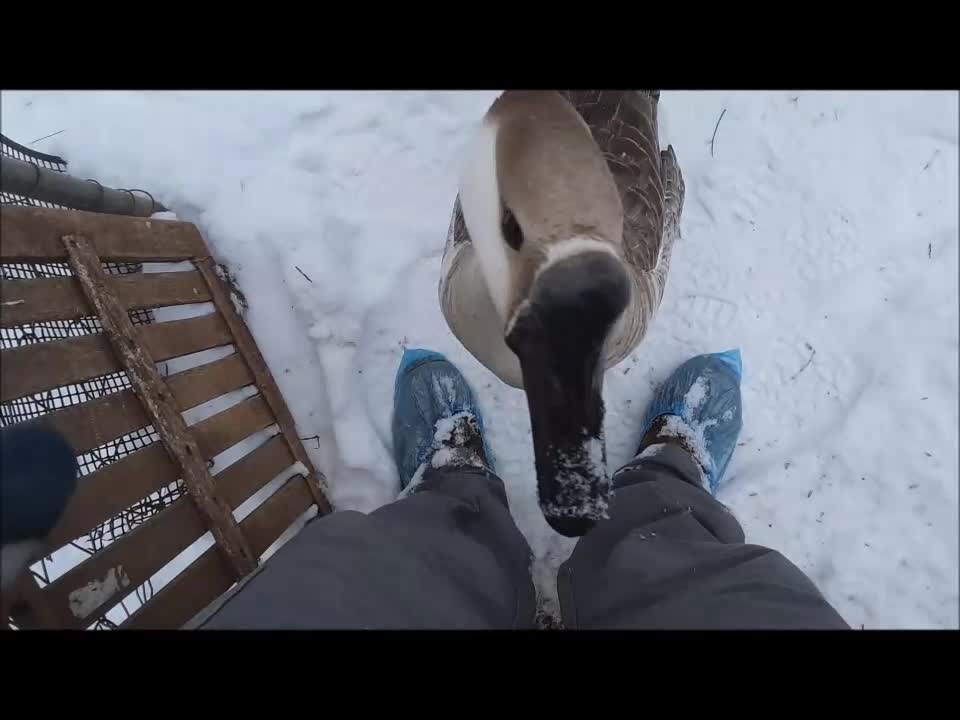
{"left": 501, "top": 207, "right": 524, "bottom": 251}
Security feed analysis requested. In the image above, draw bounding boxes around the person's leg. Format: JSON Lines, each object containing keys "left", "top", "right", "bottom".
{"left": 559, "top": 351, "right": 848, "bottom": 629}
{"left": 198, "top": 350, "right": 536, "bottom": 629}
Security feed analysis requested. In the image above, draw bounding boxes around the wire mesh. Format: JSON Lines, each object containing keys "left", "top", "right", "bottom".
{"left": 0, "top": 260, "right": 160, "bottom": 478}
{"left": 1, "top": 133, "right": 68, "bottom": 208}
{"left": 1, "top": 135, "right": 183, "bottom": 627}
{"left": 0, "top": 133, "right": 67, "bottom": 170}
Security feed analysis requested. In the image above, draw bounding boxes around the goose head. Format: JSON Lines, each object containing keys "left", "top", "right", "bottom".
{"left": 458, "top": 91, "right": 631, "bottom": 537}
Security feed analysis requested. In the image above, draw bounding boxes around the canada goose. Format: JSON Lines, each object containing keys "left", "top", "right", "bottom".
{"left": 439, "top": 90, "right": 685, "bottom": 537}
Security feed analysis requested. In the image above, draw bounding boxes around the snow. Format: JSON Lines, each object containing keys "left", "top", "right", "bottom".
{"left": 431, "top": 410, "right": 473, "bottom": 445}
{"left": 428, "top": 412, "right": 485, "bottom": 469}
{"left": 658, "top": 414, "right": 713, "bottom": 481}
{"left": 543, "top": 433, "right": 611, "bottom": 520}
{"left": 683, "top": 376, "right": 709, "bottom": 412}
{"left": 3, "top": 90, "right": 956, "bottom": 629}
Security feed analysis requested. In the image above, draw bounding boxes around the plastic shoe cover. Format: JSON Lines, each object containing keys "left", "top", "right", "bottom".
{"left": 392, "top": 349, "right": 492, "bottom": 489}
{"left": 639, "top": 349, "right": 743, "bottom": 494}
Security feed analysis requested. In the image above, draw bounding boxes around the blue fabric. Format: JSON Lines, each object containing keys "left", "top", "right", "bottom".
{"left": 392, "top": 349, "right": 492, "bottom": 489}
{"left": 639, "top": 350, "right": 744, "bottom": 494}
{"left": 1, "top": 423, "right": 78, "bottom": 546}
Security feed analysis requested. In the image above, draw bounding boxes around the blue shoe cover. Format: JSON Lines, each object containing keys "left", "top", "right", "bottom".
{"left": 639, "top": 349, "right": 743, "bottom": 494}
{"left": 392, "top": 349, "right": 491, "bottom": 488}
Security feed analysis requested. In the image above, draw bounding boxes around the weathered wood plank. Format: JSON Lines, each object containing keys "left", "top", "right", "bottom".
{"left": 47, "top": 444, "right": 177, "bottom": 551}
{"left": 0, "top": 271, "right": 211, "bottom": 328}
{"left": 2, "top": 334, "right": 115, "bottom": 404}
{"left": 141, "top": 313, "right": 232, "bottom": 364}
{"left": 122, "top": 474, "right": 314, "bottom": 630}
{"left": 195, "top": 257, "right": 332, "bottom": 515}
{"left": 38, "top": 435, "right": 295, "bottom": 628}
{"left": 164, "top": 353, "right": 254, "bottom": 409}
{"left": 0, "top": 207, "right": 206, "bottom": 262}
{"left": 189, "top": 395, "right": 274, "bottom": 458}
{"left": 63, "top": 234, "right": 256, "bottom": 582}
{"left": 46, "top": 396, "right": 277, "bottom": 553}
{"left": 240, "top": 474, "right": 315, "bottom": 559}
{"left": 214, "top": 435, "right": 296, "bottom": 509}
{"left": 0, "top": 312, "right": 232, "bottom": 403}
{"left": 42, "top": 387, "right": 145, "bottom": 456}
{"left": 121, "top": 546, "right": 233, "bottom": 631}
{"left": 29, "top": 353, "right": 254, "bottom": 456}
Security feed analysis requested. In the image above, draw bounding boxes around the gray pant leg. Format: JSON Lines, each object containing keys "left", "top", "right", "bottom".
{"left": 199, "top": 466, "right": 537, "bottom": 629}
{"left": 558, "top": 445, "right": 849, "bottom": 629}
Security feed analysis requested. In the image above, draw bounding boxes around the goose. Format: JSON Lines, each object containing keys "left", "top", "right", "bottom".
{"left": 439, "top": 90, "right": 685, "bottom": 537}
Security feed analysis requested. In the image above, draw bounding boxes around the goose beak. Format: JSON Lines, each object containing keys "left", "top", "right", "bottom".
{"left": 506, "top": 250, "right": 630, "bottom": 537}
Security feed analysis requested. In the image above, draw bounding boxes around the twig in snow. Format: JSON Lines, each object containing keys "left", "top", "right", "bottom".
{"left": 790, "top": 344, "right": 816, "bottom": 382}
{"left": 295, "top": 265, "right": 313, "bottom": 283}
{"left": 300, "top": 434, "right": 321, "bottom": 450}
{"left": 928, "top": 242, "right": 932, "bottom": 259}
{"left": 29, "top": 129, "right": 65, "bottom": 145}
{"left": 709, "top": 108, "right": 727, "bottom": 158}
{"left": 921, "top": 149, "right": 940, "bottom": 172}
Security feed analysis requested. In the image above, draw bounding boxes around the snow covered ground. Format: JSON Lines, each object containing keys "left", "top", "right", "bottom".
{"left": 2, "top": 90, "right": 956, "bottom": 629}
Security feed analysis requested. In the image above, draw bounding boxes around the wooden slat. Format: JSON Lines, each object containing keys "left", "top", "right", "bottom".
{"left": 0, "top": 312, "right": 232, "bottom": 403}
{"left": 123, "top": 475, "right": 314, "bottom": 630}
{"left": 214, "top": 435, "right": 295, "bottom": 509}
{"left": 51, "top": 500, "right": 208, "bottom": 627}
{"left": 190, "top": 394, "right": 274, "bottom": 457}
{"left": 195, "top": 257, "right": 332, "bottom": 514}
{"left": 165, "top": 353, "right": 254, "bottom": 409}
{"left": 46, "top": 393, "right": 276, "bottom": 550}
{"left": 142, "top": 313, "right": 232, "bottom": 364}
{"left": 63, "top": 234, "right": 256, "bottom": 582}
{"left": 123, "top": 545, "right": 233, "bottom": 631}
{"left": 2, "top": 334, "right": 114, "bottom": 404}
{"left": 35, "top": 353, "right": 254, "bottom": 456}
{"left": 39, "top": 435, "right": 295, "bottom": 628}
{"left": 241, "top": 474, "right": 315, "bottom": 559}
{"left": 44, "top": 387, "right": 145, "bottom": 456}
{"left": 1, "top": 271, "right": 211, "bottom": 328}
{"left": 0, "top": 207, "right": 206, "bottom": 262}
{"left": 47, "top": 444, "right": 176, "bottom": 551}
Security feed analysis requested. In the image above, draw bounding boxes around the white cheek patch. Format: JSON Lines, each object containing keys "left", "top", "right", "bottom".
{"left": 458, "top": 117, "right": 512, "bottom": 321}
{"left": 542, "top": 236, "right": 620, "bottom": 270}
